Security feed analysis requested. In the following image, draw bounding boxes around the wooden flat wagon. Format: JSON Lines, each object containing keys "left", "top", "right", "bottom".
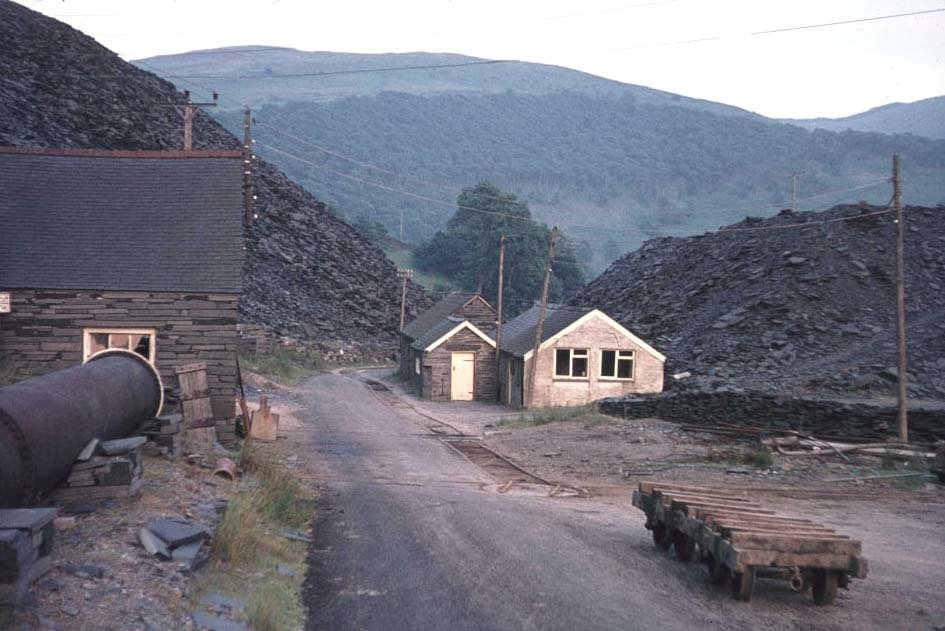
{"left": 632, "top": 481, "right": 868, "bottom": 605}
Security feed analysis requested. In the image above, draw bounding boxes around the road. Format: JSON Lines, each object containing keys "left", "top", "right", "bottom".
{"left": 293, "top": 371, "right": 882, "bottom": 631}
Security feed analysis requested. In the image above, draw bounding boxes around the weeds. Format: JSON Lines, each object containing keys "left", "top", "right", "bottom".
{"left": 498, "top": 404, "right": 614, "bottom": 428}
{"left": 211, "top": 492, "right": 262, "bottom": 565}
{"left": 246, "top": 580, "right": 302, "bottom": 631}
{"left": 747, "top": 448, "right": 775, "bottom": 469}
{"left": 239, "top": 347, "right": 324, "bottom": 386}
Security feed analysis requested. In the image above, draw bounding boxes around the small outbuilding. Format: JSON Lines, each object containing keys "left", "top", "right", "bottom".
{"left": 497, "top": 305, "right": 665, "bottom": 408}
{"left": 0, "top": 147, "right": 245, "bottom": 417}
{"left": 399, "top": 293, "right": 497, "bottom": 401}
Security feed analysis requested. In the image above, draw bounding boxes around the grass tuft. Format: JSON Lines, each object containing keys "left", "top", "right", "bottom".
{"left": 498, "top": 404, "right": 614, "bottom": 428}
{"left": 239, "top": 346, "right": 324, "bottom": 386}
{"left": 246, "top": 581, "right": 301, "bottom": 631}
{"left": 211, "top": 492, "right": 263, "bottom": 566}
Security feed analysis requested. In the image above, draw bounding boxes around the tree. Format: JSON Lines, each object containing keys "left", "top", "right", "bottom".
{"left": 415, "top": 182, "right": 585, "bottom": 316}
{"left": 352, "top": 216, "right": 389, "bottom": 244}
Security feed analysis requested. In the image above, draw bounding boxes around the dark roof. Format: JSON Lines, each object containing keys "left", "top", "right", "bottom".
{"left": 402, "top": 292, "right": 479, "bottom": 339}
{"left": 498, "top": 305, "right": 592, "bottom": 357}
{"left": 0, "top": 149, "right": 244, "bottom": 293}
{"left": 411, "top": 316, "right": 461, "bottom": 350}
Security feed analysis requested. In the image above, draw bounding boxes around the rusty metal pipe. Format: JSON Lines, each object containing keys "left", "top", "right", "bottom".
{"left": 0, "top": 350, "right": 162, "bottom": 507}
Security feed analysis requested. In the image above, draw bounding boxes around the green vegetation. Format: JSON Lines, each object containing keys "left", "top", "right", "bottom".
{"left": 499, "top": 404, "right": 615, "bottom": 428}
{"left": 239, "top": 346, "right": 324, "bottom": 386}
{"left": 214, "top": 90, "right": 945, "bottom": 273}
{"left": 383, "top": 242, "right": 461, "bottom": 293}
{"left": 352, "top": 216, "right": 389, "bottom": 244}
{"left": 198, "top": 443, "right": 314, "bottom": 631}
{"left": 415, "top": 182, "right": 585, "bottom": 317}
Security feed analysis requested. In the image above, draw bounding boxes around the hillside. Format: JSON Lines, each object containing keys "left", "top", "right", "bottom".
{"left": 141, "top": 49, "right": 945, "bottom": 274}
{"left": 570, "top": 204, "right": 945, "bottom": 400}
{"left": 0, "top": 1, "right": 430, "bottom": 352}
{"left": 784, "top": 96, "right": 945, "bottom": 140}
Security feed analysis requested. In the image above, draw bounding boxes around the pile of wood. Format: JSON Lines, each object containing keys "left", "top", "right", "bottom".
{"left": 141, "top": 413, "right": 184, "bottom": 459}
{"left": 0, "top": 508, "right": 56, "bottom": 608}
{"left": 762, "top": 434, "right": 936, "bottom": 463}
{"left": 632, "top": 481, "right": 868, "bottom": 605}
{"left": 45, "top": 437, "right": 145, "bottom": 503}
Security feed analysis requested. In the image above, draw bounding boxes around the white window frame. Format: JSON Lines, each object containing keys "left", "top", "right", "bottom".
{"left": 83, "top": 328, "right": 157, "bottom": 364}
{"left": 600, "top": 349, "right": 635, "bottom": 381}
{"left": 415, "top": 357, "right": 421, "bottom": 375}
{"left": 554, "top": 348, "right": 589, "bottom": 380}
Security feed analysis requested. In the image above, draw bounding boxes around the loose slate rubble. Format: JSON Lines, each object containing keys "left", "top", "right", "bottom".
{"left": 140, "top": 414, "right": 184, "bottom": 460}
{"left": 46, "top": 444, "right": 145, "bottom": 503}
{"left": 572, "top": 204, "right": 945, "bottom": 402}
{"left": 0, "top": 508, "right": 56, "bottom": 608}
{"left": 138, "top": 517, "right": 212, "bottom": 571}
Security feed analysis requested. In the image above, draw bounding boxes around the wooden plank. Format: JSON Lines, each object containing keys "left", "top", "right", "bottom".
{"left": 700, "top": 510, "right": 814, "bottom": 524}
{"left": 730, "top": 532, "right": 863, "bottom": 555}
{"left": 639, "top": 481, "right": 747, "bottom": 499}
{"left": 675, "top": 500, "right": 777, "bottom": 515}
{"left": 713, "top": 520, "right": 836, "bottom": 535}
{"left": 721, "top": 526, "right": 846, "bottom": 540}
{"left": 654, "top": 490, "right": 758, "bottom": 506}
{"left": 727, "top": 547, "right": 862, "bottom": 574}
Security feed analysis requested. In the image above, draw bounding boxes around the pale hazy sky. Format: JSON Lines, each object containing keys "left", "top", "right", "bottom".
{"left": 19, "top": 0, "right": 945, "bottom": 119}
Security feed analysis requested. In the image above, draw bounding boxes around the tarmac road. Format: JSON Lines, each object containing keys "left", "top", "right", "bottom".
{"left": 296, "top": 371, "right": 888, "bottom": 631}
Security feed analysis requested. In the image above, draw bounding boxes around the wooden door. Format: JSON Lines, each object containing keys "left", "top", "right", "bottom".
{"left": 450, "top": 352, "right": 475, "bottom": 401}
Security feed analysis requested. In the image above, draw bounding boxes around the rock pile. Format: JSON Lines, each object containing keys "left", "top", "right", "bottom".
{"left": 0, "top": 2, "right": 430, "bottom": 350}
{"left": 572, "top": 203, "right": 945, "bottom": 399}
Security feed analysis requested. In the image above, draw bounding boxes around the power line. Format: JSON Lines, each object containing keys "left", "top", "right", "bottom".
{"left": 163, "top": 58, "right": 512, "bottom": 80}
{"left": 595, "top": 7, "right": 945, "bottom": 52}
{"left": 750, "top": 7, "right": 945, "bottom": 36}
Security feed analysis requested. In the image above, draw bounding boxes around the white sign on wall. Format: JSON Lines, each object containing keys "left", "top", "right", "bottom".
{"left": 0, "top": 292, "right": 10, "bottom": 314}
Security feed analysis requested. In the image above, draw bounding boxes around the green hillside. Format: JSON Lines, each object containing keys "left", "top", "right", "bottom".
{"left": 139, "top": 49, "right": 945, "bottom": 273}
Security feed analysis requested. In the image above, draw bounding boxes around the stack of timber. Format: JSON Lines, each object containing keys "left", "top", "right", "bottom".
{"left": 0, "top": 508, "right": 56, "bottom": 608}
{"left": 632, "top": 481, "right": 867, "bottom": 605}
{"left": 175, "top": 363, "right": 216, "bottom": 453}
{"left": 45, "top": 438, "right": 145, "bottom": 503}
{"left": 140, "top": 413, "right": 184, "bottom": 459}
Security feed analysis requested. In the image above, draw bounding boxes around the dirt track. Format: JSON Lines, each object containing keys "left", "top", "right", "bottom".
{"left": 292, "top": 369, "right": 945, "bottom": 630}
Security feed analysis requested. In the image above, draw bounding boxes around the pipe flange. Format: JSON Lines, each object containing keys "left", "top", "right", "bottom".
{"left": 0, "top": 408, "right": 34, "bottom": 506}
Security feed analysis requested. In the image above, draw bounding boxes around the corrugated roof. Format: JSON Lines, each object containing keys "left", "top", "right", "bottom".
{"left": 0, "top": 150, "right": 244, "bottom": 293}
{"left": 498, "top": 305, "right": 592, "bottom": 357}
{"left": 402, "top": 292, "right": 478, "bottom": 339}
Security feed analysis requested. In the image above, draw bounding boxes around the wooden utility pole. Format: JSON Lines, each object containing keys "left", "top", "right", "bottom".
{"left": 495, "top": 235, "right": 506, "bottom": 401}
{"left": 398, "top": 268, "right": 413, "bottom": 332}
{"left": 791, "top": 173, "right": 798, "bottom": 212}
{"left": 242, "top": 108, "right": 255, "bottom": 228}
{"left": 526, "top": 226, "right": 558, "bottom": 408}
{"left": 400, "top": 212, "right": 405, "bottom": 242}
{"left": 892, "top": 154, "right": 908, "bottom": 442}
{"left": 180, "top": 90, "right": 219, "bottom": 151}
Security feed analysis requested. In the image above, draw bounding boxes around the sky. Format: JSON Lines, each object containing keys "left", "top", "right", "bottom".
{"left": 19, "top": 0, "right": 945, "bottom": 119}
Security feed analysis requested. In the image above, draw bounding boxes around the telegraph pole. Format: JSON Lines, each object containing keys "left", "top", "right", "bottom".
{"left": 495, "top": 235, "right": 506, "bottom": 401}
{"left": 180, "top": 90, "right": 219, "bottom": 151}
{"left": 400, "top": 212, "right": 405, "bottom": 242}
{"left": 791, "top": 173, "right": 798, "bottom": 212}
{"left": 892, "top": 154, "right": 908, "bottom": 442}
{"left": 398, "top": 268, "right": 414, "bottom": 332}
{"left": 242, "top": 108, "right": 254, "bottom": 228}
{"left": 526, "top": 227, "right": 557, "bottom": 408}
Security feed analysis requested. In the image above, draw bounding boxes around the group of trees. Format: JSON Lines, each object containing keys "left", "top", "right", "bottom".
{"left": 415, "top": 182, "right": 585, "bottom": 317}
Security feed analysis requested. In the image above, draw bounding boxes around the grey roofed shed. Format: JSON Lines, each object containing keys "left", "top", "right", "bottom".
{"left": 402, "top": 292, "right": 479, "bottom": 340}
{"left": 0, "top": 147, "right": 244, "bottom": 294}
{"left": 497, "top": 305, "right": 592, "bottom": 357}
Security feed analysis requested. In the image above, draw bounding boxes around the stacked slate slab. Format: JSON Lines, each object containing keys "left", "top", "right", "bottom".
{"left": 140, "top": 413, "right": 184, "bottom": 459}
{"left": 0, "top": 508, "right": 56, "bottom": 608}
{"left": 45, "top": 438, "right": 145, "bottom": 503}
{"left": 138, "top": 517, "right": 211, "bottom": 571}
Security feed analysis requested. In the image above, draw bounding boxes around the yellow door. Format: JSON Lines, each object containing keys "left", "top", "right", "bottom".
{"left": 450, "top": 352, "right": 475, "bottom": 401}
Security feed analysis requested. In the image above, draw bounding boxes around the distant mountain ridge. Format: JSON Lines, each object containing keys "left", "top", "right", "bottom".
{"left": 139, "top": 48, "right": 945, "bottom": 274}
{"left": 783, "top": 95, "right": 945, "bottom": 140}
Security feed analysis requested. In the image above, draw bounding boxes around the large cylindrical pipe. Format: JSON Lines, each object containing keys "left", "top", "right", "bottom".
{"left": 0, "top": 350, "right": 162, "bottom": 507}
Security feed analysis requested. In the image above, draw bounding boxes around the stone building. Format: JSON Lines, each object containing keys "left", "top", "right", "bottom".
{"left": 0, "top": 147, "right": 244, "bottom": 417}
{"left": 497, "top": 305, "right": 665, "bottom": 408}
{"left": 399, "top": 293, "right": 498, "bottom": 401}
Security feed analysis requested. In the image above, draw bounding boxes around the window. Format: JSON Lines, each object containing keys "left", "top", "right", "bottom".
{"left": 601, "top": 349, "right": 634, "bottom": 380}
{"left": 554, "top": 348, "right": 588, "bottom": 379}
{"left": 83, "top": 328, "right": 156, "bottom": 364}
{"left": 415, "top": 357, "right": 421, "bottom": 375}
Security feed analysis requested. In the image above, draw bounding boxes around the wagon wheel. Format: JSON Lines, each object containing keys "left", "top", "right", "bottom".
{"left": 811, "top": 569, "right": 839, "bottom": 605}
{"left": 707, "top": 554, "right": 732, "bottom": 585}
{"left": 652, "top": 523, "right": 670, "bottom": 549}
{"left": 730, "top": 568, "right": 755, "bottom": 602}
{"left": 672, "top": 531, "right": 697, "bottom": 562}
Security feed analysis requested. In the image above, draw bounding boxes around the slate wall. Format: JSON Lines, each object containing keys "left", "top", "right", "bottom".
{"left": 0, "top": 289, "right": 239, "bottom": 416}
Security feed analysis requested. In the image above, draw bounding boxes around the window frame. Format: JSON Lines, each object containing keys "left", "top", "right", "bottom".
{"left": 599, "top": 348, "right": 635, "bottom": 381}
{"left": 83, "top": 327, "right": 157, "bottom": 364}
{"left": 415, "top": 357, "right": 421, "bottom": 375}
{"left": 554, "top": 347, "right": 590, "bottom": 380}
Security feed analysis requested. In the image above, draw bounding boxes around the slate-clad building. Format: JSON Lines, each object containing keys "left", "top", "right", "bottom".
{"left": 399, "top": 293, "right": 497, "bottom": 401}
{"left": 497, "top": 305, "right": 665, "bottom": 408}
{"left": 0, "top": 147, "right": 244, "bottom": 416}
